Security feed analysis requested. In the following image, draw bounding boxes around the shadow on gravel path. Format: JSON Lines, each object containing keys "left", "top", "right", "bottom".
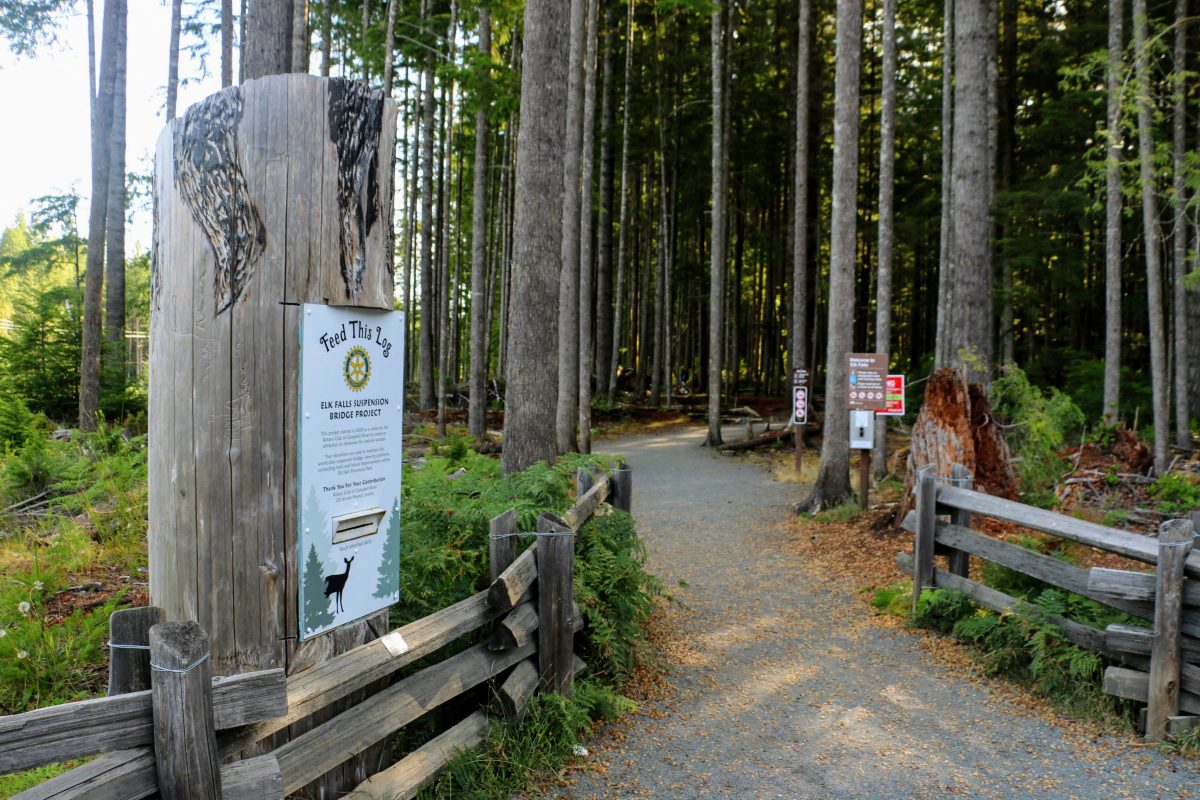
{"left": 550, "top": 426, "right": 1200, "bottom": 800}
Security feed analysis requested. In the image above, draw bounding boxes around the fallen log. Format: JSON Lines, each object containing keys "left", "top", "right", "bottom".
{"left": 717, "top": 424, "right": 824, "bottom": 453}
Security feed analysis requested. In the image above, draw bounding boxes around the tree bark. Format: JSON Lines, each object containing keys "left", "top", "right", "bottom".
{"left": 383, "top": 0, "right": 398, "bottom": 94}
{"left": 437, "top": 1, "right": 458, "bottom": 437}
{"left": 103, "top": 0, "right": 127, "bottom": 389}
{"left": 935, "top": 0, "right": 953, "bottom": 368}
{"left": 291, "top": 0, "right": 307, "bottom": 73}
{"left": 361, "top": 0, "right": 370, "bottom": 81}
{"left": 791, "top": 0, "right": 811, "bottom": 375}
{"left": 503, "top": 0, "right": 569, "bottom": 474}
{"left": 1133, "top": 0, "right": 1169, "bottom": 474}
{"left": 1103, "top": 0, "right": 1124, "bottom": 425}
{"left": 1170, "top": 0, "right": 1190, "bottom": 449}
{"left": 87, "top": 0, "right": 96, "bottom": 122}
{"left": 80, "top": 0, "right": 120, "bottom": 431}
{"left": 608, "top": 0, "right": 634, "bottom": 401}
{"left": 244, "top": 0, "right": 293, "bottom": 79}
{"left": 578, "top": 0, "right": 599, "bottom": 452}
{"left": 650, "top": 16, "right": 667, "bottom": 408}
{"left": 419, "top": 46, "right": 437, "bottom": 409}
{"left": 706, "top": 0, "right": 726, "bottom": 447}
{"left": 221, "top": 0, "right": 233, "bottom": 86}
{"left": 166, "top": 0, "right": 182, "bottom": 118}
{"left": 594, "top": 8, "right": 616, "bottom": 401}
{"left": 946, "top": 0, "right": 993, "bottom": 386}
{"left": 556, "top": 0, "right": 587, "bottom": 453}
{"left": 468, "top": 6, "right": 492, "bottom": 441}
{"left": 799, "top": 0, "right": 863, "bottom": 511}
{"left": 873, "top": 0, "right": 896, "bottom": 480}
{"left": 321, "top": 0, "right": 332, "bottom": 76}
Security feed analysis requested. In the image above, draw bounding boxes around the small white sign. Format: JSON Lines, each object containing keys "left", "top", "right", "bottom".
{"left": 298, "top": 304, "right": 405, "bottom": 640}
{"left": 849, "top": 409, "right": 875, "bottom": 450}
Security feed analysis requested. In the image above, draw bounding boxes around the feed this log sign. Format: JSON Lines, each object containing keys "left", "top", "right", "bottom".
{"left": 298, "top": 304, "right": 405, "bottom": 640}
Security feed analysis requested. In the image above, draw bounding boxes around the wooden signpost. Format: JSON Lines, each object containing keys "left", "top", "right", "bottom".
{"left": 791, "top": 367, "right": 809, "bottom": 473}
{"left": 150, "top": 74, "right": 397, "bottom": 796}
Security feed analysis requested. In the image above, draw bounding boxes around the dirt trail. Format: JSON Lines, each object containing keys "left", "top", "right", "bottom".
{"left": 553, "top": 426, "right": 1200, "bottom": 800}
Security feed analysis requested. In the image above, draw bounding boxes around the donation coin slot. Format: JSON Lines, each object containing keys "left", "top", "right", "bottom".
{"left": 332, "top": 507, "right": 387, "bottom": 544}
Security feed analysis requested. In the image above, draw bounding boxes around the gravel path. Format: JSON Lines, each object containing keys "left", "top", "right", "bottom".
{"left": 552, "top": 425, "right": 1200, "bottom": 800}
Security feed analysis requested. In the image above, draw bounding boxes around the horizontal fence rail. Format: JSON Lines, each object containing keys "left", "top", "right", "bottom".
{"left": 899, "top": 467, "right": 1199, "bottom": 742}
{"left": 6, "top": 460, "right": 633, "bottom": 799}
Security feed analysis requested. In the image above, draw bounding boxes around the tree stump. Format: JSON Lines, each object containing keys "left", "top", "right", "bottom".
{"left": 150, "top": 74, "right": 396, "bottom": 796}
{"left": 898, "top": 369, "right": 1017, "bottom": 521}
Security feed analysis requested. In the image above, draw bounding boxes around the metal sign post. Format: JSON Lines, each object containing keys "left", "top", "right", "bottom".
{"left": 791, "top": 368, "right": 809, "bottom": 473}
{"left": 847, "top": 354, "right": 888, "bottom": 509}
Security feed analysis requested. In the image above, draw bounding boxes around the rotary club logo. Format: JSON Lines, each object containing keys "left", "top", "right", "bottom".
{"left": 343, "top": 346, "right": 371, "bottom": 391}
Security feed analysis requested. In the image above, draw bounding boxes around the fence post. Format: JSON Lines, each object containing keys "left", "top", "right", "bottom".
{"left": 536, "top": 512, "right": 574, "bottom": 695}
{"left": 577, "top": 467, "right": 594, "bottom": 499}
{"left": 1146, "top": 519, "right": 1194, "bottom": 741}
{"left": 489, "top": 508, "right": 518, "bottom": 583}
{"left": 610, "top": 461, "right": 633, "bottom": 514}
{"left": 948, "top": 464, "right": 972, "bottom": 577}
{"left": 149, "top": 621, "right": 223, "bottom": 799}
{"left": 108, "top": 606, "right": 165, "bottom": 695}
{"left": 912, "top": 469, "right": 937, "bottom": 614}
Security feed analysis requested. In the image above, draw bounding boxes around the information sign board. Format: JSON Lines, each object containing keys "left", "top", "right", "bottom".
{"left": 878, "top": 374, "right": 906, "bottom": 416}
{"left": 298, "top": 304, "right": 405, "bottom": 640}
{"left": 847, "top": 353, "right": 888, "bottom": 410}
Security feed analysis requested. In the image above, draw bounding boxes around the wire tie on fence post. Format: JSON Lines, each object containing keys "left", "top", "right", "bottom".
{"left": 1157, "top": 534, "right": 1200, "bottom": 548}
{"left": 150, "top": 651, "right": 211, "bottom": 674}
{"left": 488, "top": 531, "right": 574, "bottom": 540}
{"left": 107, "top": 641, "right": 152, "bottom": 650}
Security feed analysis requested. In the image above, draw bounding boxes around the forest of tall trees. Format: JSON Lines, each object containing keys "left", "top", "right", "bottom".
{"left": 1, "top": 0, "right": 1197, "bottom": 498}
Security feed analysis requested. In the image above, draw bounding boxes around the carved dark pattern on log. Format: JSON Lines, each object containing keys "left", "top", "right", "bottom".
{"left": 328, "top": 79, "right": 384, "bottom": 297}
{"left": 174, "top": 88, "right": 265, "bottom": 314}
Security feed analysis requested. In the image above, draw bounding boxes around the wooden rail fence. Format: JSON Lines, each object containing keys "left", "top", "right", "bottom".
{"left": 899, "top": 465, "right": 1200, "bottom": 741}
{"left": 0, "top": 460, "right": 632, "bottom": 798}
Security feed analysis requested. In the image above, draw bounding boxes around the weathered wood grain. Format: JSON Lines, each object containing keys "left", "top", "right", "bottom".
{"left": 149, "top": 621, "right": 222, "bottom": 799}
{"left": 537, "top": 513, "right": 574, "bottom": 695}
{"left": 564, "top": 471, "right": 609, "bottom": 531}
{"left": 108, "top": 606, "right": 164, "bottom": 696}
{"left": 274, "top": 640, "right": 535, "bottom": 793}
{"left": 498, "top": 658, "right": 539, "bottom": 719}
{"left": 936, "top": 485, "right": 1200, "bottom": 576}
{"left": 344, "top": 712, "right": 489, "bottom": 800}
{"left": 0, "top": 668, "right": 285, "bottom": 775}
{"left": 13, "top": 749, "right": 284, "bottom": 800}
{"left": 490, "top": 601, "right": 538, "bottom": 650}
{"left": 946, "top": 464, "right": 972, "bottom": 577}
{"left": 1105, "top": 623, "right": 1200, "bottom": 663}
{"left": 896, "top": 552, "right": 1109, "bottom": 653}
{"left": 911, "top": 471, "right": 937, "bottom": 613}
{"left": 220, "top": 588, "right": 497, "bottom": 755}
{"left": 1089, "top": 567, "right": 1200, "bottom": 607}
{"left": 904, "top": 515, "right": 1158, "bottom": 623}
{"left": 488, "top": 543, "right": 538, "bottom": 613}
{"left": 610, "top": 462, "right": 632, "bottom": 514}
{"left": 489, "top": 508, "right": 518, "bottom": 582}
{"left": 1103, "top": 667, "right": 1200, "bottom": 716}
{"left": 1146, "top": 520, "right": 1193, "bottom": 741}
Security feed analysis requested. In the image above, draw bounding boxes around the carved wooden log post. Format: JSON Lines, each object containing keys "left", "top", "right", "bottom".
{"left": 1146, "top": 519, "right": 1194, "bottom": 741}
{"left": 150, "top": 75, "right": 396, "bottom": 792}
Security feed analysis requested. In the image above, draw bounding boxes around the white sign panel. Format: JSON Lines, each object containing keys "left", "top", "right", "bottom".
{"left": 298, "top": 304, "right": 405, "bottom": 640}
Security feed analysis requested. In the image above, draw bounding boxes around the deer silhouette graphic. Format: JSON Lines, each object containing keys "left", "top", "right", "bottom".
{"left": 323, "top": 556, "right": 354, "bottom": 614}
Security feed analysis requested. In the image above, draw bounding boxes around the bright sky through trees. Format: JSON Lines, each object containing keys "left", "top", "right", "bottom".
{"left": 0, "top": 5, "right": 221, "bottom": 248}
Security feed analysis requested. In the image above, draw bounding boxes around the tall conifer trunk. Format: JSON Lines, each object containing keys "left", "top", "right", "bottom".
{"left": 103, "top": 0, "right": 127, "bottom": 391}
{"left": 1170, "top": 0, "right": 1190, "bottom": 449}
{"left": 595, "top": 9, "right": 616, "bottom": 401}
{"left": 800, "top": 0, "right": 863, "bottom": 510}
{"left": 503, "top": 0, "right": 569, "bottom": 474}
{"left": 873, "top": 0, "right": 896, "bottom": 479}
{"left": 578, "top": 0, "right": 600, "bottom": 451}
{"left": 609, "top": 0, "right": 634, "bottom": 400}
{"left": 1133, "top": 0, "right": 1169, "bottom": 473}
{"left": 1104, "top": 0, "right": 1124, "bottom": 424}
{"left": 706, "top": 0, "right": 726, "bottom": 447}
{"left": 468, "top": 7, "right": 492, "bottom": 440}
